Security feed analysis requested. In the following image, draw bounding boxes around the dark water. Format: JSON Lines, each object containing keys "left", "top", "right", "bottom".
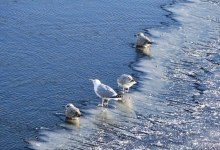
{"left": 0, "top": 0, "right": 219, "bottom": 149}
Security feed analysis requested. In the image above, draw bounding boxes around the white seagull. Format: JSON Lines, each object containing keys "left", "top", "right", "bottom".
{"left": 65, "top": 103, "right": 81, "bottom": 119}
{"left": 90, "top": 79, "right": 123, "bottom": 107}
{"left": 135, "top": 32, "right": 152, "bottom": 47}
{"left": 117, "top": 74, "right": 136, "bottom": 93}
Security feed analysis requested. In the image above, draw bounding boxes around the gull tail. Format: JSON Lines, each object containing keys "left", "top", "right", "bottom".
{"left": 110, "top": 94, "right": 124, "bottom": 100}
{"left": 143, "top": 40, "right": 152, "bottom": 45}
{"left": 77, "top": 114, "right": 83, "bottom": 117}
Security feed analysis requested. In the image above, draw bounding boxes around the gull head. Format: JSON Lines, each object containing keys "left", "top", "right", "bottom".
{"left": 138, "top": 32, "right": 145, "bottom": 37}
{"left": 134, "top": 32, "right": 144, "bottom": 37}
{"left": 89, "top": 79, "right": 101, "bottom": 85}
{"left": 65, "top": 103, "right": 75, "bottom": 108}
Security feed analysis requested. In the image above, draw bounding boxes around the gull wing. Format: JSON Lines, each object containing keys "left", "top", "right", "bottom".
{"left": 96, "top": 83, "right": 117, "bottom": 98}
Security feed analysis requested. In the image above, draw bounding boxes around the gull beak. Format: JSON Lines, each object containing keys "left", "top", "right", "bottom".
{"left": 134, "top": 34, "right": 137, "bottom": 37}
{"left": 89, "top": 79, "right": 93, "bottom": 82}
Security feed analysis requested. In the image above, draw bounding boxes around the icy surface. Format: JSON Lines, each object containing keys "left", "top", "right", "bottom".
{"left": 0, "top": 0, "right": 220, "bottom": 149}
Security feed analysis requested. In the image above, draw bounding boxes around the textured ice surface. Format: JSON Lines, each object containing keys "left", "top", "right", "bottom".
{"left": 0, "top": 0, "right": 220, "bottom": 149}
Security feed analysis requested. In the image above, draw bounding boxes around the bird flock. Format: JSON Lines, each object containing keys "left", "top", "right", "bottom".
{"left": 65, "top": 33, "right": 151, "bottom": 120}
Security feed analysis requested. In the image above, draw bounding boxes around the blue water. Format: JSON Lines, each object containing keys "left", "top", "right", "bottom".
{"left": 0, "top": 0, "right": 220, "bottom": 149}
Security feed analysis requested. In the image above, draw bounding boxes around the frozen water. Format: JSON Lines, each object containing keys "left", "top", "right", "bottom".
{"left": 0, "top": 0, "right": 220, "bottom": 149}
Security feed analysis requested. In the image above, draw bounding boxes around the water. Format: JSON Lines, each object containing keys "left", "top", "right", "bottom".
{"left": 0, "top": 0, "right": 219, "bottom": 149}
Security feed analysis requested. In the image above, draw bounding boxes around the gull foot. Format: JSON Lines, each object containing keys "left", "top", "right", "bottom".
{"left": 98, "top": 104, "right": 103, "bottom": 107}
{"left": 103, "top": 102, "right": 108, "bottom": 107}
{"left": 120, "top": 91, "right": 125, "bottom": 94}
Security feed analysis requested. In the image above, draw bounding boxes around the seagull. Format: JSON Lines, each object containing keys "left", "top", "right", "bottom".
{"left": 89, "top": 79, "right": 123, "bottom": 107}
{"left": 65, "top": 103, "right": 81, "bottom": 119}
{"left": 117, "top": 74, "right": 136, "bottom": 93}
{"left": 134, "top": 32, "right": 152, "bottom": 47}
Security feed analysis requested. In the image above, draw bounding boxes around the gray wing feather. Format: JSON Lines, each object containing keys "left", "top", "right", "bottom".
{"left": 137, "top": 36, "right": 151, "bottom": 46}
{"left": 97, "top": 84, "right": 117, "bottom": 98}
{"left": 67, "top": 109, "right": 76, "bottom": 118}
{"left": 143, "top": 36, "right": 151, "bottom": 42}
{"left": 66, "top": 107, "right": 80, "bottom": 118}
{"left": 118, "top": 75, "right": 133, "bottom": 84}
{"left": 74, "top": 108, "right": 81, "bottom": 116}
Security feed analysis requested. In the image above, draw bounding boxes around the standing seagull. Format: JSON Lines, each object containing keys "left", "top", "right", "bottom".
{"left": 90, "top": 79, "right": 123, "bottom": 107}
{"left": 135, "top": 32, "right": 152, "bottom": 47}
{"left": 65, "top": 103, "right": 81, "bottom": 119}
{"left": 117, "top": 74, "right": 136, "bottom": 93}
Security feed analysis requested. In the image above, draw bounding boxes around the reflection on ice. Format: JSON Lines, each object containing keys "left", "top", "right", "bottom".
{"left": 65, "top": 117, "right": 80, "bottom": 128}
{"left": 136, "top": 44, "right": 151, "bottom": 56}
{"left": 114, "top": 95, "right": 137, "bottom": 121}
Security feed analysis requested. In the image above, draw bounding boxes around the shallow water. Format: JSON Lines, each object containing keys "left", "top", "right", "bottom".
{"left": 0, "top": 0, "right": 220, "bottom": 149}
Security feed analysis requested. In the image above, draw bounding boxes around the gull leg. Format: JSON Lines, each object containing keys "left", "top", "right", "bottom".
{"left": 125, "top": 88, "right": 129, "bottom": 93}
{"left": 103, "top": 99, "right": 109, "bottom": 107}
{"left": 107, "top": 100, "right": 109, "bottom": 107}
{"left": 98, "top": 99, "right": 104, "bottom": 107}
{"left": 121, "top": 88, "right": 125, "bottom": 94}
